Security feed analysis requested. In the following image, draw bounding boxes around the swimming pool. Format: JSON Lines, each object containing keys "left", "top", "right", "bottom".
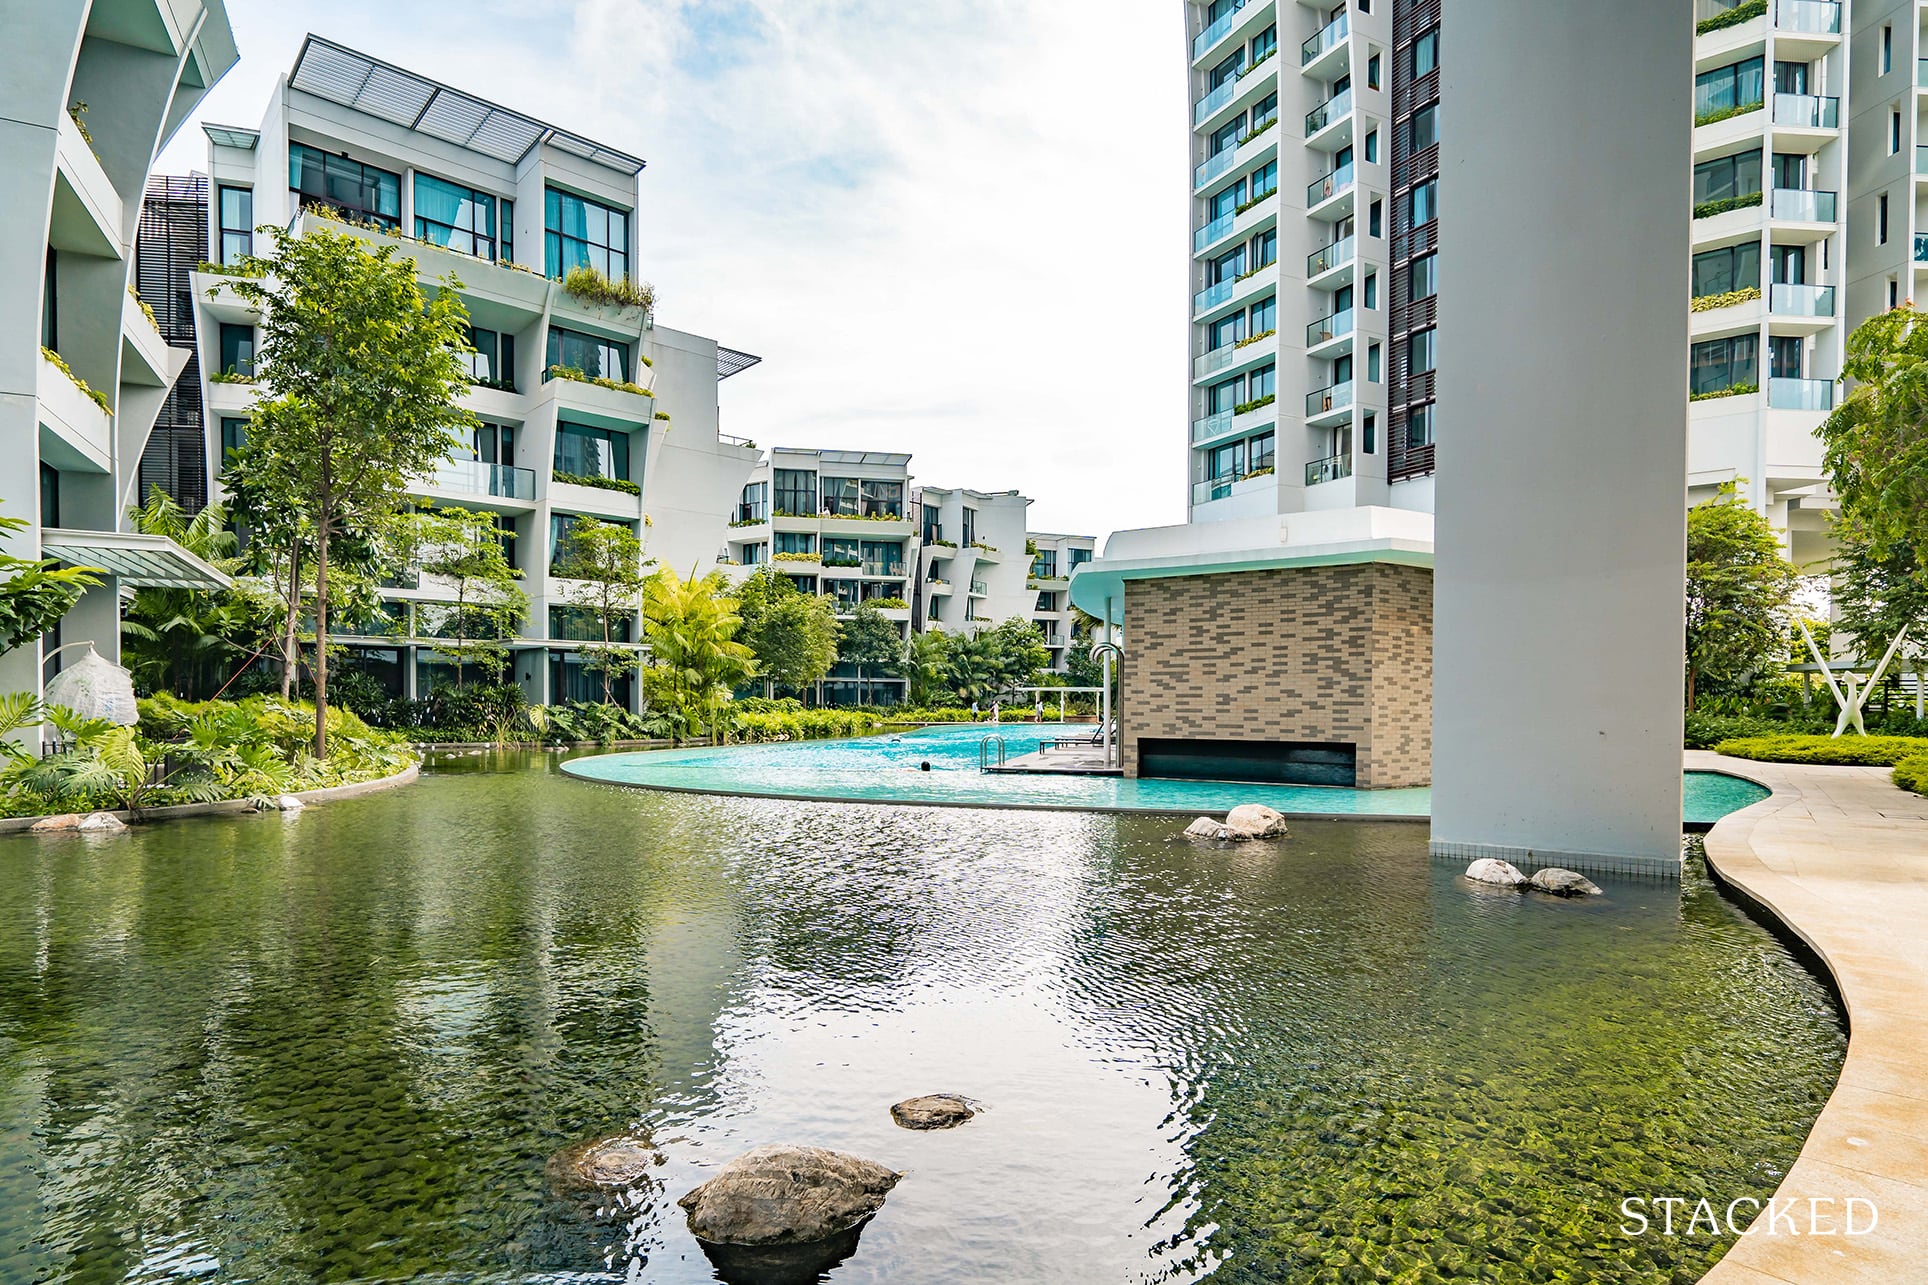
{"left": 565, "top": 724, "right": 1772, "bottom": 824}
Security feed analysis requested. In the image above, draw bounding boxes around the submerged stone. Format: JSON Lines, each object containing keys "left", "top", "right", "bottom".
{"left": 678, "top": 1144, "right": 900, "bottom": 1246}
{"left": 1225, "top": 804, "right": 1290, "bottom": 839}
{"left": 546, "top": 1133, "right": 659, "bottom": 1193}
{"left": 76, "top": 812, "right": 127, "bottom": 833}
{"left": 1463, "top": 858, "right": 1527, "bottom": 888}
{"left": 890, "top": 1094, "right": 976, "bottom": 1130}
{"left": 275, "top": 794, "right": 305, "bottom": 813}
{"left": 1529, "top": 868, "right": 1604, "bottom": 897}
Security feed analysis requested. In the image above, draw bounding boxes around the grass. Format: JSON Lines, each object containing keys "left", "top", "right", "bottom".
{"left": 1713, "top": 734, "right": 1928, "bottom": 767}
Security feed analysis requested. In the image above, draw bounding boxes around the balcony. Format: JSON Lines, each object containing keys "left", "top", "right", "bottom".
{"left": 1305, "top": 453, "right": 1354, "bottom": 487}
{"left": 1305, "top": 87, "right": 1352, "bottom": 140}
{"left": 1191, "top": 0, "right": 1249, "bottom": 61}
{"left": 429, "top": 458, "right": 537, "bottom": 501}
{"left": 1308, "top": 235, "right": 1356, "bottom": 284}
{"left": 1194, "top": 210, "right": 1237, "bottom": 254}
{"left": 1192, "top": 410, "right": 1236, "bottom": 445}
{"left": 1301, "top": 12, "right": 1348, "bottom": 74}
{"left": 1194, "top": 76, "right": 1241, "bottom": 128}
{"left": 1771, "top": 93, "right": 1838, "bottom": 129}
{"left": 1773, "top": 0, "right": 1839, "bottom": 34}
{"left": 1768, "top": 377, "right": 1834, "bottom": 411}
{"left": 1306, "top": 308, "right": 1355, "bottom": 354}
{"left": 969, "top": 580, "right": 989, "bottom": 597}
{"left": 1306, "top": 162, "right": 1355, "bottom": 214}
{"left": 1194, "top": 145, "right": 1238, "bottom": 191}
{"left": 1768, "top": 282, "right": 1834, "bottom": 316}
{"left": 1194, "top": 278, "right": 1236, "bottom": 316}
{"left": 1306, "top": 381, "right": 1355, "bottom": 425}
{"left": 1769, "top": 188, "right": 1836, "bottom": 223}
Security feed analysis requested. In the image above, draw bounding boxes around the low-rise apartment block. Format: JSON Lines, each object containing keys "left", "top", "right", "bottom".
{"left": 1027, "top": 533, "right": 1096, "bottom": 674}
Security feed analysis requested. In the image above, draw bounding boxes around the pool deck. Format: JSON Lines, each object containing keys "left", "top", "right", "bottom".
{"left": 988, "top": 746, "right": 1122, "bottom": 776}
{"left": 1693, "top": 751, "right": 1928, "bottom": 1284}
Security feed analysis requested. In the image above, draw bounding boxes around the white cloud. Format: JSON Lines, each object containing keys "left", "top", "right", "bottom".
{"left": 161, "top": 0, "right": 1189, "bottom": 539}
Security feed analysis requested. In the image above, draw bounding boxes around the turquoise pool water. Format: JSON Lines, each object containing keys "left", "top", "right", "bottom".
{"left": 565, "top": 725, "right": 1773, "bottom": 824}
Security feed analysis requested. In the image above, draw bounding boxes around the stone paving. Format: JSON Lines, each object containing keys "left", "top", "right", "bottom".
{"left": 1692, "top": 751, "right": 1928, "bottom": 1284}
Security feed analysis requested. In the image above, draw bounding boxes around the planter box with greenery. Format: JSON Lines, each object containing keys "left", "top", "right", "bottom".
{"left": 1690, "top": 286, "right": 1761, "bottom": 313}
{"left": 1690, "top": 382, "right": 1758, "bottom": 402}
{"left": 1235, "top": 392, "right": 1277, "bottom": 417}
{"left": 1692, "top": 190, "right": 1763, "bottom": 220}
{"left": 40, "top": 347, "right": 111, "bottom": 416}
{"left": 561, "top": 264, "right": 657, "bottom": 313}
{"left": 553, "top": 470, "right": 641, "bottom": 497}
{"left": 773, "top": 551, "right": 820, "bottom": 563}
{"left": 865, "top": 598, "right": 910, "bottom": 611}
{"left": 1695, "top": 101, "right": 1763, "bottom": 128}
{"left": 1696, "top": 0, "right": 1766, "bottom": 35}
{"left": 545, "top": 364, "right": 654, "bottom": 400}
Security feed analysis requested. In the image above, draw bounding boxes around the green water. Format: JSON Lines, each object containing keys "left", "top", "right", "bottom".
{"left": 0, "top": 753, "right": 1844, "bottom": 1284}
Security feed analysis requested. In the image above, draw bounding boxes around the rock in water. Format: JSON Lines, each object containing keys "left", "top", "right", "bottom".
{"left": 29, "top": 814, "right": 81, "bottom": 832}
{"left": 678, "top": 1144, "right": 900, "bottom": 1246}
{"left": 546, "top": 1133, "right": 659, "bottom": 1193}
{"left": 890, "top": 1094, "right": 976, "bottom": 1130}
{"left": 1225, "top": 804, "right": 1289, "bottom": 839}
{"left": 76, "top": 812, "right": 127, "bottom": 834}
{"left": 1183, "top": 817, "right": 1247, "bottom": 842}
{"left": 1529, "top": 868, "right": 1604, "bottom": 897}
{"left": 1463, "top": 858, "right": 1527, "bottom": 888}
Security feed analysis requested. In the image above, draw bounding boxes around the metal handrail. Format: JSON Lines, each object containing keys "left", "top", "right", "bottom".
{"left": 979, "top": 735, "right": 1007, "bottom": 770}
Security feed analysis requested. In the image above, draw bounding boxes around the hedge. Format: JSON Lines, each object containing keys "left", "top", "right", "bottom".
{"left": 1713, "top": 734, "right": 1928, "bottom": 767}
{"left": 1894, "top": 756, "right": 1928, "bottom": 797}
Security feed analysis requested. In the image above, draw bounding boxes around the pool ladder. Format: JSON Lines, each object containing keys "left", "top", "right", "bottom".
{"left": 979, "top": 735, "right": 1007, "bottom": 771}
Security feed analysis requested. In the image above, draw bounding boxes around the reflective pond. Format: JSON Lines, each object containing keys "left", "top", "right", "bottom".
{"left": 0, "top": 752, "right": 1842, "bottom": 1284}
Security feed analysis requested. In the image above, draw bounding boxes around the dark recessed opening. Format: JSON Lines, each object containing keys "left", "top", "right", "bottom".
{"left": 1137, "top": 738, "right": 1358, "bottom": 788}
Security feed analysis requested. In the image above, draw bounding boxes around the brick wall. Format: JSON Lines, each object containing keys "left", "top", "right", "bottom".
{"left": 1119, "top": 563, "right": 1433, "bottom": 788}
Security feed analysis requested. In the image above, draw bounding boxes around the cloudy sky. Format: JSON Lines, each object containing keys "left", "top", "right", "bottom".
{"left": 159, "top": 0, "right": 1188, "bottom": 540}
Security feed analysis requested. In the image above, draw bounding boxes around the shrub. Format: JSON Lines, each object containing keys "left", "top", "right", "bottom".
{"left": 562, "top": 265, "right": 657, "bottom": 312}
{"left": 1894, "top": 755, "right": 1928, "bottom": 796}
{"left": 1235, "top": 393, "right": 1277, "bottom": 416}
{"left": 1690, "top": 287, "right": 1761, "bottom": 313}
{"left": 1713, "top": 733, "right": 1928, "bottom": 767}
{"left": 865, "top": 597, "right": 909, "bottom": 610}
{"left": 1695, "top": 101, "right": 1763, "bottom": 128}
{"left": 1684, "top": 712, "right": 1801, "bottom": 750}
{"left": 773, "top": 551, "right": 820, "bottom": 563}
{"left": 1690, "top": 383, "right": 1757, "bottom": 402}
{"left": 546, "top": 364, "right": 652, "bottom": 398}
{"left": 1234, "top": 328, "right": 1277, "bottom": 350}
{"left": 128, "top": 286, "right": 160, "bottom": 331}
{"left": 553, "top": 470, "right": 642, "bottom": 497}
{"left": 40, "top": 348, "right": 111, "bottom": 415}
{"left": 729, "top": 708, "right": 884, "bottom": 743}
{"left": 1692, "top": 191, "right": 1763, "bottom": 220}
{"left": 1697, "top": 0, "right": 1766, "bottom": 34}
{"left": 539, "top": 701, "right": 667, "bottom": 745}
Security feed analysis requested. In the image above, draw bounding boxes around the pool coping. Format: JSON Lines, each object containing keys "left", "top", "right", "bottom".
{"left": 1691, "top": 750, "right": 1928, "bottom": 1283}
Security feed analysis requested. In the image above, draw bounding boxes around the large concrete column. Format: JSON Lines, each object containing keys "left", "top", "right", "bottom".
{"left": 1431, "top": 0, "right": 1690, "bottom": 875}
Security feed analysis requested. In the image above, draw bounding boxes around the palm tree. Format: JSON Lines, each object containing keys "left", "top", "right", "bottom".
{"left": 643, "top": 568, "right": 756, "bottom": 743}
{"left": 121, "top": 489, "right": 251, "bottom": 699}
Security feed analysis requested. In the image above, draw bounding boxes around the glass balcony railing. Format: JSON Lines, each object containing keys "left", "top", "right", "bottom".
{"left": 1769, "top": 188, "right": 1837, "bottom": 223}
{"left": 1917, "top": 146, "right": 1928, "bottom": 177}
{"left": 969, "top": 580, "right": 989, "bottom": 596}
{"left": 1306, "top": 381, "right": 1355, "bottom": 419}
{"left": 1915, "top": 234, "right": 1928, "bottom": 265}
{"left": 1194, "top": 75, "right": 1241, "bottom": 127}
{"left": 1192, "top": 0, "right": 1247, "bottom": 60}
{"left": 1192, "top": 477, "right": 1238, "bottom": 506}
{"left": 1305, "top": 87, "right": 1353, "bottom": 137}
{"left": 432, "top": 458, "right": 537, "bottom": 500}
{"left": 1772, "top": 93, "right": 1839, "bottom": 129}
{"left": 1194, "top": 278, "right": 1236, "bottom": 315}
{"left": 1307, "top": 162, "right": 1355, "bottom": 207}
{"left": 1195, "top": 211, "right": 1237, "bottom": 253}
{"left": 1306, "top": 308, "right": 1355, "bottom": 347}
{"left": 1919, "top": 59, "right": 1928, "bottom": 89}
{"left": 1769, "top": 282, "right": 1834, "bottom": 316}
{"left": 1768, "top": 377, "right": 1835, "bottom": 411}
{"left": 1774, "top": 0, "right": 1840, "bottom": 34}
{"left": 1192, "top": 410, "right": 1235, "bottom": 444}
{"left": 1302, "top": 11, "right": 1348, "bottom": 66}
{"left": 1195, "top": 344, "right": 1247, "bottom": 380}
{"left": 1305, "top": 453, "right": 1354, "bottom": 487}
{"left": 1194, "top": 146, "right": 1238, "bottom": 190}
{"left": 1308, "top": 235, "right": 1356, "bottom": 278}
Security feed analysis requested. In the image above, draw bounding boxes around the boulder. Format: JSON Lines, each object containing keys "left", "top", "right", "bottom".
{"left": 275, "top": 795, "right": 305, "bottom": 813}
{"left": 546, "top": 1133, "right": 659, "bottom": 1194}
{"left": 1183, "top": 817, "right": 1249, "bottom": 843}
{"left": 890, "top": 1094, "right": 976, "bottom": 1130}
{"left": 1463, "top": 858, "right": 1527, "bottom": 888}
{"left": 76, "top": 812, "right": 128, "bottom": 834}
{"left": 678, "top": 1144, "right": 900, "bottom": 1247}
{"left": 29, "top": 813, "right": 82, "bottom": 833}
{"left": 1528, "top": 868, "right": 1604, "bottom": 898}
{"left": 1225, "top": 804, "right": 1289, "bottom": 839}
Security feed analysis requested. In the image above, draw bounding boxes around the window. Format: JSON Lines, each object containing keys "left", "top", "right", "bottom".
{"left": 1771, "top": 243, "right": 1806, "bottom": 286}
{"left": 1248, "top": 295, "right": 1276, "bottom": 336}
{"left": 1879, "top": 193, "right": 1890, "bottom": 245}
{"left": 1248, "top": 92, "right": 1279, "bottom": 137}
{"left": 1248, "top": 363, "right": 1276, "bottom": 403}
{"left": 549, "top": 515, "right": 629, "bottom": 574}
{"left": 1694, "top": 57, "right": 1764, "bottom": 121}
{"left": 861, "top": 479, "right": 904, "bottom": 518}
{"left": 414, "top": 174, "right": 499, "bottom": 260}
{"left": 1691, "top": 243, "right": 1760, "bottom": 297}
{"left": 1253, "top": 228, "right": 1278, "bottom": 269}
{"left": 1883, "top": 26, "right": 1894, "bottom": 75}
{"left": 1367, "top": 343, "right": 1381, "bottom": 382}
{"left": 550, "top": 606, "right": 632, "bottom": 644}
{"left": 774, "top": 469, "right": 817, "bottom": 516}
{"left": 1364, "top": 273, "right": 1378, "bottom": 309}
{"left": 1689, "top": 334, "right": 1759, "bottom": 396}
{"left": 1409, "top": 179, "right": 1437, "bottom": 228}
{"left": 217, "top": 186, "right": 253, "bottom": 265}
{"left": 220, "top": 417, "right": 249, "bottom": 461}
{"left": 1365, "top": 130, "right": 1378, "bottom": 164}
{"left": 1068, "top": 548, "right": 1092, "bottom": 568}
{"left": 1410, "top": 104, "right": 1438, "bottom": 152}
{"left": 961, "top": 508, "right": 977, "bottom": 547}
{"left": 546, "top": 326, "right": 629, "bottom": 383}
{"left": 1410, "top": 252, "right": 1438, "bottom": 300}
{"left": 1363, "top": 413, "right": 1377, "bottom": 454}
{"left": 862, "top": 540, "right": 905, "bottom": 575}
{"left": 1368, "top": 53, "right": 1381, "bottom": 90}
{"left": 1032, "top": 550, "right": 1058, "bottom": 578}
{"left": 465, "top": 327, "right": 516, "bottom": 390}
{"left": 742, "top": 543, "right": 768, "bottom": 567}
{"left": 545, "top": 187, "right": 630, "bottom": 281}
{"left": 1212, "top": 180, "right": 1247, "bottom": 220}
{"left": 1369, "top": 199, "right": 1383, "bottom": 238}
{"left": 1211, "top": 50, "right": 1244, "bottom": 89}
{"left": 776, "top": 531, "right": 815, "bottom": 555}
{"left": 1209, "top": 377, "right": 1242, "bottom": 414}
{"left": 1771, "top": 152, "right": 1806, "bottom": 191}
{"left": 1413, "top": 28, "right": 1438, "bottom": 77}
{"left": 1358, "top": 0, "right": 1369, "bottom": 12}
{"left": 1211, "top": 118, "right": 1243, "bottom": 156}
{"left": 1407, "top": 403, "right": 1436, "bottom": 449}
{"left": 289, "top": 143, "right": 400, "bottom": 230}
{"left": 217, "top": 323, "right": 254, "bottom": 378}
{"left": 1250, "top": 160, "right": 1278, "bottom": 201}
{"left": 41, "top": 249, "right": 57, "bottom": 351}
{"left": 1774, "top": 61, "right": 1807, "bottom": 96}
{"left": 738, "top": 481, "right": 769, "bottom": 524}
{"left": 1890, "top": 278, "right": 1901, "bottom": 309}
{"left": 40, "top": 463, "right": 59, "bottom": 529}
{"left": 1408, "top": 328, "right": 1437, "bottom": 375}
{"left": 1892, "top": 109, "right": 1903, "bottom": 156}
{"left": 1251, "top": 25, "right": 1277, "bottom": 62}
{"left": 1211, "top": 246, "right": 1246, "bottom": 284}
{"left": 1210, "top": 314, "right": 1246, "bottom": 351}
{"left": 471, "top": 422, "right": 515, "bottom": 466}
{"left": 1693, "top": 148, "right": 1762, "bottom": 206}
{"left": 1770, "top": 335, "right": 1804, "bottom": 380}
{"left": 1249, "top": 432, "right": 1275, "bottom": 471}
{"left": 1209, "top": 440, "right": 1247, "bottom": 481}
{"left": 554, "top": 422, "right": 632, "bottom": 482}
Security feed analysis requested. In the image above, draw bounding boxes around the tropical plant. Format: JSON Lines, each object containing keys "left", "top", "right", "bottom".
{"left": 901, "top": 629, "right": 953, "bottom": 707}
{"left": 552, "top": 520, "right": 649, "bottom": 705}
{"left": 0, "top": 693, "right": 45, "bottom": 764}
{"left": 643, "top": 568, "right": 756, "bottom": 743}
{"left": 0, "top": 501, "right": 101, "bottom": 656}
{"left": 1685, "top": 483, "right": 1800, "bottom": 708}
{"left": 561, "top": 264, "right": 657, "bottom": 312}
{"left": 837, "top": 604, "right": 905, "bottom": 697}
{"left": 737, "top": 568, "right": 838, "bottom": 696}
{"left": 120, "top": 488, "right": 252, "bottom": 699}
{"left": 403, "top": 506, "right": 526, "bottom": 687}
{"left": 223, "top": 224, "right": 477, "bottom": 757}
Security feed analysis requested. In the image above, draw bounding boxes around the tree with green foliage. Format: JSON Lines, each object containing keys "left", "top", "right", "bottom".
{"left": 120, "top": 488, "right": 250, "bottom": 699}
{"left": 0, "top": 502, "right": 100, "bottom": 656}
{"left": 944, "top": 630, "right": 1004, "bottom": 706}
{"left": 1824, "top": 304, "right": 1928, "bottom": 566}
{"left": 225, "top": 225, "right": 476, "bottom": 756}
{"left": 901, "top": 628, "right": 954, "bottom": 706}
{"left": 737, "top": 568, "right": 837, "bottom": 696}
{"left": 1830, "top": 519, "right": 1928, "bottom": 663}
{"left": 837, "top": 603, "right": 905, "bottom": 700}
{"left": 405, "top": 506, "right": 526, "bottom": 687}
{"left": 1685, "top": 483, "right": 1801, "bottom": 708}
{"left": 552, "top": 519, "right": 649, "bottom": 704}
{"left": 643, "top": 567, "right": 756, "bottom": 743}
{"left": 987, "top": 616, "right": 1050, "bottom": 694}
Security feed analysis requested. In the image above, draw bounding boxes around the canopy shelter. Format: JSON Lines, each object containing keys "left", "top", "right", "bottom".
{"left": 40, "top": 528, "right": 233, "bottom": 590}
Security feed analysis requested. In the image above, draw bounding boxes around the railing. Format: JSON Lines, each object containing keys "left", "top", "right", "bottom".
{"left": 1308, "top": 235, "right": 1355, "bottom": 278}
{"left": 1768, "top": 282, "right": 1834, "bottom": 316}
{"left": 1917, "top": 146, "right": 1928, "bottom": 177}
{"left": 1306, "top": 87, "right": 1353, "bottom": 137}
{"left": 1302, "top": 11, "right": 1348, "bottom": 66}
{"left": 1194, "top": 278, "right": 1236, "bottom": 315}
{"left": 1041, "top": 634, "right": 1065, "bottom": 647}
{"left": 430, "top": 458, "right": 537, "bottom": 500}
{"left": 1769, "top": 188, "right": 1836, "bottom": 223}
{"left": 1768, "top": 377, "right": 1835, "bottom": 411}
{"left": 1307, "top": 308, "right": 1355, "bottom": 347}
{"left": 1307, "top": 162, "right": 1355, "bottom": 208}
{"left": 1305, "top": 452, "right": 1354, "bottom": 486}
{"left": 1772, "top": 93, "right": 1839, "bottom": 129}
{"left": 1194, "top": 211, "right": 1236, "bottom": 253}
{"left": 719, "top": 432, "right": 755, "bottom": 448}
{"left": 1306, "top": 381, "right": 1355, "bottom": 419}
{"left": 1773, "top": 0, "right": 1839, "bottom": 34}
{"left": 1192, "top": 477, "right": 1237, "bottom": 506}
{"left": 864, "top": 563, "right": 908, "bottom": 578}
{"left": 1192, "top": 409, "right": 1235, "bottom": 444}
{"left": 970, "top": 580, "right": 989, "bottom": 596}
{"left": 1195, "top": 344, "right": 1245, "bottom": 380}
{"left": 1194, "top": 75, "right": 1241, "bottom": 127}
{"left": 980, "top": 735, "right": 1007, "bottom": 770}
{"left": 1915, "top": 234, "right": 1928, "bottom": 265}
{"left": 1192, "top": 0, "right": 1247, "bottom": 60}
{"left": 1194, "top": 146, "right": 1238, "bottom": 190}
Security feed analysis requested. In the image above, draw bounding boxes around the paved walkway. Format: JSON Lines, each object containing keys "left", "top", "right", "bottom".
{"left": 1692, "top": 751, "right": 1928, "bottom": 1283}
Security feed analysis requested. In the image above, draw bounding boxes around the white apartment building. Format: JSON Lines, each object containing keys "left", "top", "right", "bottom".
{"left": 3, "top": 3, "right": 239, "bottom": 718}
{"left": 190, "top": 37, "right": 762, "bottom": 709}
{"left": 915, "top": 486, "right": 1033, "bottom": 636}
{"left": 1689, "top": 0, "right": 1850, "bottom": 567}
{"left": 1027, "top": 533, "right": 1097, "bottom": 673}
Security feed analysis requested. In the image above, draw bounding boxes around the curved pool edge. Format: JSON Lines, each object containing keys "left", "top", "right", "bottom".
{"left": 1692, "top": 751, "right": 1928, "bottom": 1284}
